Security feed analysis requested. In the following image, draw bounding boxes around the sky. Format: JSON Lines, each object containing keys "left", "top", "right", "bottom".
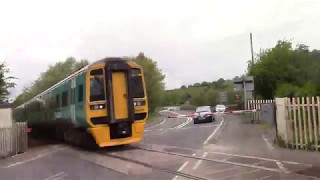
{"left": 1, "top": 0, "right": 320, "bottom": 98}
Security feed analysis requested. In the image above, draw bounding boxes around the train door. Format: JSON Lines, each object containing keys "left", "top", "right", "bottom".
{"left": 105, "top": 60, "right": 134, "bottom": 124}
{"left": 111, "top": 72, "right": 128, "bottom": 120}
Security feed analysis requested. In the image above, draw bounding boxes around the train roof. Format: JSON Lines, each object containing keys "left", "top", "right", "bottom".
{"left": 15, "top": 57, "right": 128, "bottom": 109}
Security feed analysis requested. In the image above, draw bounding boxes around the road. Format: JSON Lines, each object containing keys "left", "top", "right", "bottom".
{"left": 1, "top": 110, "right": 320, "bottom": 180}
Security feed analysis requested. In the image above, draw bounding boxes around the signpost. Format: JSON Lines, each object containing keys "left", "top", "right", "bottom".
{"left": 233, "top": 76, "right": 254, "bottom": 109}
{"left": 220, "top": 92, "right": 227, "bottom": 104}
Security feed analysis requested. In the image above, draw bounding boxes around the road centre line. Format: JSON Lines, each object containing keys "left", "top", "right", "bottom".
{"left": 173, "top": 117, "right": 192, "bottom": 129}
{"left": 203, "top": 116, "right": 224, "bottom": 145}
{"left": 172, "top": 161, "right": 189, "bottom": 180}
{"left": 44, "top": 172, "right": 65, "bottom": 180}
{"left": 146, "top": 118, "right": 167, "bottom": 130}
{"left": 192, "top": 152, "right": 208, "bottom": 170}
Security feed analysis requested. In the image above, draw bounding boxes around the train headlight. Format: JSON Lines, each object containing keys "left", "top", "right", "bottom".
{"left": 90, "top": 104, "right": 105, "bottom": 110}
{"left": 134, "top": 101, "right": 145, "bottom": 106}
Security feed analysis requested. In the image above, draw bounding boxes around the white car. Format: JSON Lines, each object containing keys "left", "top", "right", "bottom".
{"left": 193, "top": 106, "right": 214, "bottom": 124}
{"left": 215, "top": 105, "right": 226, "bottom": 112}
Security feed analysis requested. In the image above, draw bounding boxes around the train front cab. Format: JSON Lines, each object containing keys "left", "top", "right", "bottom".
{"left": 86, "top": 59, "right": 148, "bottom": 147}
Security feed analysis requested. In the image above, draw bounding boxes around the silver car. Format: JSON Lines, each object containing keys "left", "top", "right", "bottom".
{"left": 193, "top": 106, "right": 214, "bottom": 124}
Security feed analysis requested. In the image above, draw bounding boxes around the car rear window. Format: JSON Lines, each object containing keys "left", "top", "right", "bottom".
{"left": 196, "top": 106, "right": 210, "bottom": 112}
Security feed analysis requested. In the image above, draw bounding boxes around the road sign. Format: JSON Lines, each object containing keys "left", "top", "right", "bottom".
{"left": 235, "top": 94, "right": 240, "bottom": 99}
{"left": 220, "top": 92, "right": 227, "bottom": 104}
{"left": 233, "top": 76, "right": 254, "bottom": 109}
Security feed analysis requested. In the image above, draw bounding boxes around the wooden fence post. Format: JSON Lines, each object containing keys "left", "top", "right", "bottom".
{"left": 297, "top": 97, "right": 303, "bottom": 149}
{"left": 302, "top": 97, "right": 308, "bottom": 149}
{"left": 312, "top": 97, "right": 318, "bottom": 151}
{"left": 307, "top": 97, "right": 313, "bottom": 148}
{"left": 292, "top": 97, "right": 298, "bottom": 149}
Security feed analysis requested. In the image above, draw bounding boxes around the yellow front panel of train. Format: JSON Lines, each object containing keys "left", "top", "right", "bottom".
{"left": 112, "top": 71, "right": 128, "bottom": 119}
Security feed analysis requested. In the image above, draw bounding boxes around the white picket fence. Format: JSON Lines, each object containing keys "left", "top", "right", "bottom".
{"left": 0, "top": 122, "right": 28, "bottom": 157}
{"left": 276, "top": 97, "right": 320, "bottom": 151}
{"left": 247, "top": 99, "right": 275, "bottom": 122}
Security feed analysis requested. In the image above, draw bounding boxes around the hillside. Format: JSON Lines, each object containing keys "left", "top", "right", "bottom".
{"left": 162, "top": 78, "right": 243, "bottom": 107}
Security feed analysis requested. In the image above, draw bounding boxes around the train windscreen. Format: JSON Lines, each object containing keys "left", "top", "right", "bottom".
{"left": 90, "top": 77, "right": 105, "bottom": 101}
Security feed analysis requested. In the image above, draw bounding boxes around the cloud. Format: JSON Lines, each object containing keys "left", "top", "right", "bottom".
{"left": 1, "top": 0, "right": 320, "bottom": 97}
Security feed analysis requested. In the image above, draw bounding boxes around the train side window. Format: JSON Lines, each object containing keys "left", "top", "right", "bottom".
{"left": 78, "top": 84, "right": 83, "bottom": 102}
{"left": 56, "top": 94, "right": 60, "bottom": 107}
{"left": 62, "top": 91, "right": 68, "bottom": 107}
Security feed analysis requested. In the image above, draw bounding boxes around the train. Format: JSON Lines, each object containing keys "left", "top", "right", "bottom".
{"left": 13, "top": 58, "right": 148, "bottom": 147}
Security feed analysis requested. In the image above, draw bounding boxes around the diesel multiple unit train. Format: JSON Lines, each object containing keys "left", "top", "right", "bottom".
{"left": 13, "top": 58, "right": 148, "bottom": 147}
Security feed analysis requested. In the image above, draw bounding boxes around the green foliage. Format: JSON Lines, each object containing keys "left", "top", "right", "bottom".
{"left": 14, "top": 57, "right": 88, "bottom": 107}
{"left": 0, "top": 62, "right": 16, "bottom": 102}
{"left": 248, "top": 40, "right": 320, "bottom": 99}
{"left": 129, "top": 53, "right": 165, "bottom": 113}
{"left": 162, "top": 78, "right": 240, "bottom": 107}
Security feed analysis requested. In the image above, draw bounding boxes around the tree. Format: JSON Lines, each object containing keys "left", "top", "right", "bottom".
{"left": 248, "top": 40, "right": 320, "bottom": 99}
{"left": 14, "top": 57, "right": 88, "bottom": 107}
{"left": 0, "top": 62, "right": 16, "bottom": 102}
{"left": 129, "top": 52, "right": 165, "bottom": 112}
{"left": 180, "top": 85, "right": 187, "bottom": 89}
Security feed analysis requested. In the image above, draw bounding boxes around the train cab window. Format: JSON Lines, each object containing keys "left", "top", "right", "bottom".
{"left": 90, "top": 77, "right": 105, "bottom": 101}
{"left": 78, "top": 84, "right": 83, "bottom": 102}
{"left": 90, "top": 69, "right": 103, "bottom": 75}
{"left": 62, "top": 91, "right": 68, "bottom": 107}
{"left": 132, "top": 76, "right": 145, "bottom": 98}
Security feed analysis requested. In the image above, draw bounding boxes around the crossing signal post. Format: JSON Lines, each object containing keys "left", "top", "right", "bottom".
{"left": 233, "top": 76, "right": 254, "bottom": 110}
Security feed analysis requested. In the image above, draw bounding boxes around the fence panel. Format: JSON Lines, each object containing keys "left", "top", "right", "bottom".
{"left": 279, "top": 97, "right": 320, "bottom": 151}
{"left": 0, "top": 122, "right": 28, "bottom": 158}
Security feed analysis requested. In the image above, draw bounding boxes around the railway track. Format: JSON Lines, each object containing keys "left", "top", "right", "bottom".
{"left": 94, "top": 143, "right": 319, "bottom": 180}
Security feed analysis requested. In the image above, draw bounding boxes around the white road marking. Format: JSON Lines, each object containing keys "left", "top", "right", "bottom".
{"left": 192, "top": 153, "right": 196, "bottom": 156}
{"left": 179, "top": 124, "right": 218, "bottom": 130}
{"left": 44, "top": 172, "right": 66, "bottom": 180}
{"left": 146, "top": 118, "right": 167, "bottom": 130}
{"left": 262, "top": 134, "right": 289, "bottom": 172}
{"left": 262, "top": 134, "right": 274, "bottom": 150}
{"left": 203, "top": 116, "right": 224, "bottom": 145}
{"left": 141, "top": 143, "right": 311, "bottom": 166}
{"left": 173, "top": 117, "right": 192, "bottom": 129}
{"left": 53, "top": 174, "right": 68, "bottom": 180}
{"left": 220, "top": 169, "right": 260, "bottom": 179}
{"left": 256, "top": 175, "right": 273, "bottom": 180}
{"left": 192, "top": 152, "right": 208, "bottom": 170}
{"left": 5, "top": 146, "right": 66, "bottom": 168}
{"left": 172, "top": 161, "right": 189, "bottom": 180}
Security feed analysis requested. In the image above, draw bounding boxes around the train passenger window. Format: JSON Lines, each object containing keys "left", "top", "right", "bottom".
{"left": 78, "top": 84, "right": 83, "bottom": 102}
{"left": 132, "top": 76, "right": 145, "bottom": 98}
{"left": 90, "top": 77, "right": 105, "bottom": 101}
{"left": 56, "top": 94, "right": 60, "bottom": 107}
{"left": 62, "top": 91, "right": 68, "bottom": 107}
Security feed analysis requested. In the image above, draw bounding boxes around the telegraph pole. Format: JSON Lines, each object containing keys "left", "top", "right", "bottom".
{"left": 250, "top": 33, "right": 254, "bottom": 64}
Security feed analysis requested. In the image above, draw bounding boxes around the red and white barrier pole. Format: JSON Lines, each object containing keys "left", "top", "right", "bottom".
{"left": 167, "top": 109, "right": 256, "bottom": 118}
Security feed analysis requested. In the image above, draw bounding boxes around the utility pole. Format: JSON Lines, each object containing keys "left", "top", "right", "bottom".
{"left": 250, "top": 33, "right": 254, "bottom": 64}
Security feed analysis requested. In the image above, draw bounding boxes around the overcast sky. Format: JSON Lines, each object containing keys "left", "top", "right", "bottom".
{"left": 2, "top": 0, "right": 320, "bottom": 98}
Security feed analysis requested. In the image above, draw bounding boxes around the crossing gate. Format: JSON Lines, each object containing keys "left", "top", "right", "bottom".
{"left": 247, "top": 99, "right": 275, "bottom": 122}
{"left": 0, "top": 122, "right": 28, "bottom": 158}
